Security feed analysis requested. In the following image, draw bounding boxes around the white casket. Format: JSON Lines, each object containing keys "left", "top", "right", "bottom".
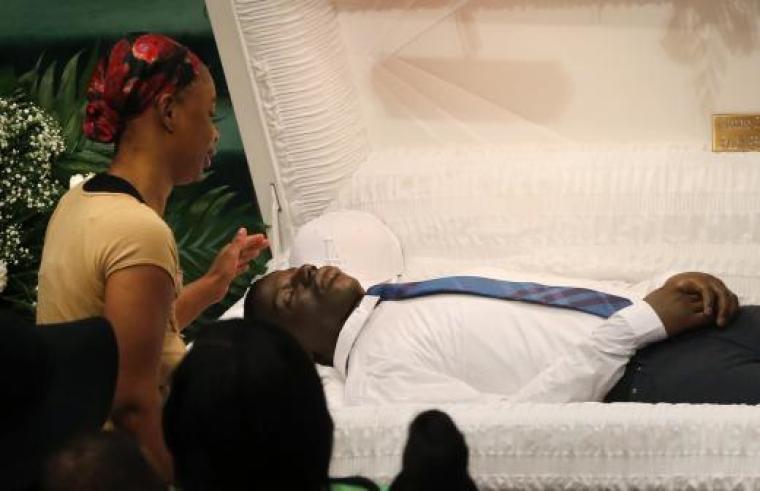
{"left": 206, "top": 1, "right": 760, "bottom": 488}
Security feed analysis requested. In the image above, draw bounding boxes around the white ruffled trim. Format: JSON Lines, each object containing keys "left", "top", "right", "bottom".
{"left": 330, "top": 402, "right": 760, "bottom": 489}
{"left": 329, "top": 146, "right": 760, "bottom": 304}
{"left": 234, "top": 0, "right": 368, "bottom": 228}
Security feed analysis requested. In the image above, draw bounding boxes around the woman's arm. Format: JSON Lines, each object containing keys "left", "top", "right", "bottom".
{"left": 104, "top": 264, "right": 176, "bottom": 482}
{"left": 174, "top": 228, "right": 268, "bottom": 329}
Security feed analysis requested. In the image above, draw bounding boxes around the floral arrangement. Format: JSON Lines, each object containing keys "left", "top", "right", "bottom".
{"left": 0, "top": 97, "right": 65, "bottom": 272}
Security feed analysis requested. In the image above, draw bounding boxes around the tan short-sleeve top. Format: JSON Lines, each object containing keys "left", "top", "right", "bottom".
{"left": 37, "top": 175, "right": 186, "bottom": 390}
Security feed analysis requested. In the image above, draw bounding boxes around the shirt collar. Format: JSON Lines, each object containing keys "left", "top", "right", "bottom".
{"left": 333, "top": 295, "right": 379, "bottom": 380}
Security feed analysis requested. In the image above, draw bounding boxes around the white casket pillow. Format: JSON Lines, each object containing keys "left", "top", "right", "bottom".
{"left": 289, "top": 210, "right": 404, "bottom": 289}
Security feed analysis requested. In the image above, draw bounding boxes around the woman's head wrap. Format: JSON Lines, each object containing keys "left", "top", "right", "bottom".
{"left": 83, "top": 34, "right": 203, "bottom": 143}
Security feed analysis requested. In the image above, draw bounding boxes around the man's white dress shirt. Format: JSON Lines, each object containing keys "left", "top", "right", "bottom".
{"left": 333, "top": 269, "right": 668, "bottom": 405}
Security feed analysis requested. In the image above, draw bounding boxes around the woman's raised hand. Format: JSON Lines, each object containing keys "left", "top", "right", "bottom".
{"left": 206, "top": 228, "right": 269, "bottom": 302}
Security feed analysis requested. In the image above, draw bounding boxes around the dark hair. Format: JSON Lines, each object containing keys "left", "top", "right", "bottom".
{"left": 163, "top": 318, "right": 333, "bottom": 491}
{"left": 390, "top": 410, "right": 477, "bottom": 491}
{"left": 40, "top": 431, "right": 165, "bottom": 491}
{"left": 243, "top": 277, "right": 265, "bottom": 322}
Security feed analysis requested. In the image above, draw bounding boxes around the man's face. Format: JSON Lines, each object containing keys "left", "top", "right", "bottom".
{"left": 247, "top": 265, "right": 364, "bottom": 364}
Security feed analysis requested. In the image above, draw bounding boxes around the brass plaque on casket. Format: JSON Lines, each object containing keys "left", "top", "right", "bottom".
{"left": 712, "top": 114, "right": 760, "bottom": 152}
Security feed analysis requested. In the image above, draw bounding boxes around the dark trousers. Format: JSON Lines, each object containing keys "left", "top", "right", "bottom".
{"left": 605, "top": 306, "right": 760, "bottom": 404}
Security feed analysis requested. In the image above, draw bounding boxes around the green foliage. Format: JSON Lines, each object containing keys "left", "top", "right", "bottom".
{"left": 166, "top": 181, "right": 267, "bottom": 336}
{"left": 1, "top": 46, "right": 265, "bottom": 330}
{"left": 0, "top": 66, "right": 16, "bottom": 96}
{"left": 16, "top": 47, "right": 115, "bottom": 184}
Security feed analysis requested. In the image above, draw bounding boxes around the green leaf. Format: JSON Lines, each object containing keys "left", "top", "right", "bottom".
{"left": 0, "top": 66, "right": 17, "bottom": 96}
{"left": 80, "top": 138, "right": 114, "bottom": 155}
{"left": 177, "top": 251, "right": 206, "bottom": 282}
{"left": 55, "top": 158, "right": 108, "bottom": 177}
{"left": 78, "top": 41, "right": 100, "bottom": 100}
{"left": 72, "top": 148, "right": 112, "bottom": 165}
{"left": 56, "top": 51, "right": 81, "bottom": 122}
{"left": 187, "top": 186, "right": 228, "bottom": 220}
{"left": 18, "top": 53, "right": 44, "bottom": 94}
{"left": 37, "top": 60, "right": 57, "bottom": 115}
{"left": 189, "top": 195, "right": 236, "bottom": 247}
{"left": 62, "top": 110, "right": 82, "bottom": 151}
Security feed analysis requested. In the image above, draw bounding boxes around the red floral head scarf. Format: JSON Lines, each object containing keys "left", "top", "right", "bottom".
{"left": 83, "top": 34, "right": 203, "bottom": 143}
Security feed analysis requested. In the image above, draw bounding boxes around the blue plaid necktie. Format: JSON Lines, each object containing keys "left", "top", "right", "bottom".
{"left": 366, "top": 276, "right": 632, "bottom": 318}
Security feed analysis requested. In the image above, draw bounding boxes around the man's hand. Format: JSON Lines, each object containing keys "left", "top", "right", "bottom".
{"left": 205, "top": 228, "right": 269, "bottom": 302}
{"left": 644, "top": 272, "right": 740, "bottom": 337}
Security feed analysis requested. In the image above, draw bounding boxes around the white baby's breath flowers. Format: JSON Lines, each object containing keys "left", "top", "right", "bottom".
{"left": 0, "top": 96, "right": 65, "bottom": 267}
{"left": 0, "top": 260, "right": 6, "bottom": 294}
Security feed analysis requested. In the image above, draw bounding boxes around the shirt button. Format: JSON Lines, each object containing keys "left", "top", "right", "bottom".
{"left": 636, "top": 365, "right": 643, "bottom": 372}
{"left": 631, "top": 388, "right": 639, "bottom": 395}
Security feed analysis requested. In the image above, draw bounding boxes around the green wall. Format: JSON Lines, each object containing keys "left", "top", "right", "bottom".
{"left": 0, "top": 0, "right": 258, "bottom": 208}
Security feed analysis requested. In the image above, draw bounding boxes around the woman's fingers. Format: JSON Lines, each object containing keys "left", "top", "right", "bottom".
{"left": 240, "top": 234, "right": 269, "bottom": 256}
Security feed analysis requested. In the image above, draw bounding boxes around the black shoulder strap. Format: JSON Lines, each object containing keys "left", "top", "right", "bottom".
{"left": 83, "top": 173, "right": 145, "bottom": 203}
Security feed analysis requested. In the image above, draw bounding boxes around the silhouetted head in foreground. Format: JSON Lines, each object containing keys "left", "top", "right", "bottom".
{"left": 40, "top": 431, "right": 165, "bottom": 491}
{"left": 391, "top": 409, "right": 477, "bottom": 491}
{"left": 163, "top": 318, "right": 334, "bottom": 491}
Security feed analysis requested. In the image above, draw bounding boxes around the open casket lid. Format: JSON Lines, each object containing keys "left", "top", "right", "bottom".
{"left": 206, "top": 0, "right": 760, "bottom": 256}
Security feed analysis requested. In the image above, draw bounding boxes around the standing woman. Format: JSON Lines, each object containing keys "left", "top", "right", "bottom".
{"left": 36, "top": 34, "right": 268, "bottom": 481}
